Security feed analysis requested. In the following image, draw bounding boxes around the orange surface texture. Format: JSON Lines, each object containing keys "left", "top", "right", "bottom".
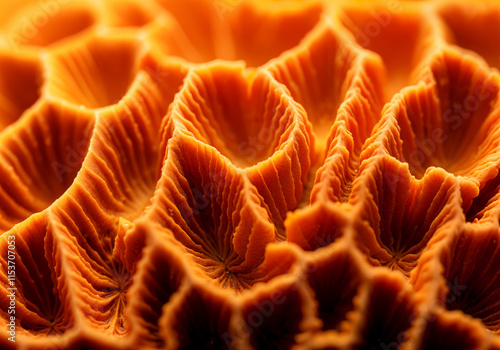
{"left": 1, "top": 0, "right": 500, "bottom": 349}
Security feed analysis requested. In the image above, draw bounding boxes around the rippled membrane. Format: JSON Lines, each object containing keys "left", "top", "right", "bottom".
{"left": 2, "top": 0, "right": 500, "bottom": 349}
{"left": 145, "top": 132, "right": 300, "bottom": 292}
{"left": 0, "top": 21, "right": 185, "bottom": 348}
{"left": 409, "top": 220, "right": 500, "bottom": 349}
{"left": 369, "top": 47, "right": 500, "bottom": 225}
{"left": 0, "top": 105, "right": 94, "bottom": 347}
{"left": 349, "top": 156, "right": 463, "bottom": 277}
{"left": 45, "top": 35, "right": 185, "bottom": 342}
{"left": 0, "top": 101, "right": 94, "bottom": 234}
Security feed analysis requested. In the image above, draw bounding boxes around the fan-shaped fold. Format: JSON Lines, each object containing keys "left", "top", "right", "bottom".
{"left": 40, "top": 63, "right": 186, "bottom": 336}
{"left": 403, "top": 51, "right": 500, "bottom": 181}
{"left": 434, "top": 224, "right": 500, "bottom": 333}
{"left": 125, "top": 222, "right": 189, "bottom": 348}
{"left": 148, "top": 132, "right": 285, "bottom": 292}
{"left": 0, "top": 101, "right": 94, "bottom": 233}
{"left": 266, "top": 18, "right": 383, "bottom": 158}
{"left": 266, "top": 18, "right": 385, "bottom": 206}
{"left": 349, "top": 156, "right": 463, "bottom": 276}
{"left": 162, "top": 63, "right": 313, "bottom": 231}
{"left": 44, "top": 30, "right": 141, "bottom": 108}
{"left": 0, "top": 213, "right": 74, "bottom": 338}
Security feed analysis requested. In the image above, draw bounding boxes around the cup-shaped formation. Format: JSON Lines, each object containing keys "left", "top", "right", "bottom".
{"left": 44, "top": 212, "right": 141, "bottom": 336}
{"left": 0, "top": 214, "right": 74, "bottom": 340}
{"left": 363, "top": 52, "right": 500, "bottom": 225}
{"left": 349, "top": 156, "right": 463, "bottom": 277}
{"left": 128, "top": 225, "right": 302, "bottom": 349}
{"left": 438, "top": 1, "right": 500, "bottom": 70}
{"left": 412, "top": 311, "right": 488, "bottom": 350}
{"left": 285, "top": 202, "right": 352, "bottom": 251}
{"left": 266, "top": 19, "right": 381, "bottom": 154}
{"left": 2, "top": 1, "right": 98, "bottom": 49}
{"left": 348, "top": 270, "right": 419, "bottom": 349}
{"left": 300, "top": 260, "right": 419, "bottom": 349}
{"left": 147, "top": 133, "right": 301, "bottom": 292}
{"left": 0, "top": 50, "right": 42, "bottom": 131}
{"left": 420, "top": 50, "right": 500, "bottom": 181}
{"left": 159, "top": 281, "right": 237, "bottom": 350}
{"left": 267, "top": 16, "right": 384, "bottom": 150}
{"left": 44, "top": 30, "right": 141, "bottom": 108}
{"left": 302, "top": 241, "right": 368, "bottom": 332}
{"left": 0, "top": 101, "right": 94, "bottom": 233}
{"left": 411, "top": 220, "right": 500, "bottom": 347}
{"left": 149, "top": 0, "right": 323, "bottom": 66}
{"left": 431, "top": 224, "right": 500, "bottom": 334}
{"left": 30, "top": 67, "right": 187, "bottom": 334}
{"left": 163, "top": 64, "right": 312, "bottom": 168}
{"left": 162, "top": 63, "right": 313, "bottom": 231}
{"left": 238, "top": 276, "right": 319, "bottom": 349}
{"left": 366, "top": 53, "right": 500, "bottom": 183}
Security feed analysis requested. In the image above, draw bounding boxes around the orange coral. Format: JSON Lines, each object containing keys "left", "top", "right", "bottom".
{"left": 1, "top": 0, "right": 500, "bottom": 349}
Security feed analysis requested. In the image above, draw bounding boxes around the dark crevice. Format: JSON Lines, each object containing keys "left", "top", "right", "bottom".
{"left": 465, "top": 171, "right": 500, "bottom": 222}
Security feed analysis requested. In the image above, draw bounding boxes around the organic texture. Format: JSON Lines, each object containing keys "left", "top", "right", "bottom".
{"left": 1, "top": 0, "right": 500, "bottom": 349}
